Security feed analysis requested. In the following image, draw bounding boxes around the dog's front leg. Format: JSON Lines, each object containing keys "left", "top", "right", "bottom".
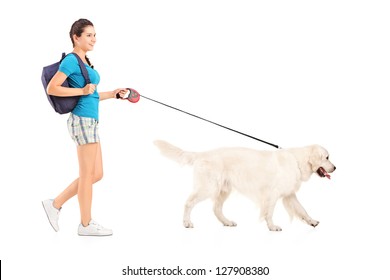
{"left": 282, "top": 194, "right": 319, "bottom": 227}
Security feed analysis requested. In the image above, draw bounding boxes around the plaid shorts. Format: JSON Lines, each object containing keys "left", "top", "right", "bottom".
{"left": 67, "top": 113, "right": 100, "bottom": 146}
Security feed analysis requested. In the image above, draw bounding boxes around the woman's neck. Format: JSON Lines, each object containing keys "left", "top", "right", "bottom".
{"left": 72, "top": 47, "right": 87, "bottom": 62}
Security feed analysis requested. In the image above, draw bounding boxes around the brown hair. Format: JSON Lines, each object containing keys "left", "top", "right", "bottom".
{"left": 69, "top": 18, "right": 94, "bottom": 68}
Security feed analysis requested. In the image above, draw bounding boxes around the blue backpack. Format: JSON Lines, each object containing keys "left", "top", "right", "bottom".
{"left": 41, "top": 52, "right": 90, "bottom": 114}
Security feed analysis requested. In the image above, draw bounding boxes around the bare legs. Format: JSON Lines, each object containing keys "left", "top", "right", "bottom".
{"left": 53, "top": 142, "right": 103, "bottom": 226}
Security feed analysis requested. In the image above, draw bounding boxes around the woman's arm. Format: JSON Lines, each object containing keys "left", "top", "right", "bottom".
{"left": 47, "top": 71, "right": 95, "bottom": 97}
{"left": 99, "top": 88, "right": 128, "bottom": 101}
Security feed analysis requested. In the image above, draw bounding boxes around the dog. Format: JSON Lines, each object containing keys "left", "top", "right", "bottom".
{"left": 154, "top": 140, "right": 336, "bottom": 231}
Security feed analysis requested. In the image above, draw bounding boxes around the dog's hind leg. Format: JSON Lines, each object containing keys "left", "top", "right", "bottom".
{"left": 213, "top": 186, "right": 236, "bottom": 227}
{"left": 183, "top": 164, "right": 216, "bottom": 228}
{"left": 261, "top": 195, "right": 282, "bottom": 231}
{"left": 282, "top": 194, "right": 319, "bottom": 228}
{"left": 183, "top": 192, "right": 208, "bottom": 228}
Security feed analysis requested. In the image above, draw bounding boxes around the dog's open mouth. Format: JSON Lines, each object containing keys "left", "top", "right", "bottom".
{"left": 317, "top": 167, "right": 331, "bottom": 179}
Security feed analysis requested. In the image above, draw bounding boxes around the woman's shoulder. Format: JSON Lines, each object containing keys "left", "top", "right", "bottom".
{"left": 59, "top": 53, "right": 80, "bottom": 75}
{"left": 62, "top": 53, "right": 78, "bottom": 65}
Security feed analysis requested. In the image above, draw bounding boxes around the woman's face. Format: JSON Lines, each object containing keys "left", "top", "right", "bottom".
{"left": 74, "top": 25, "right": 96, "bottom": 51}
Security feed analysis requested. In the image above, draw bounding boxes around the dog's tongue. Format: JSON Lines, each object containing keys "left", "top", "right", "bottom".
{"left": 317, "top": 167, "right": 331, "bottom": 179}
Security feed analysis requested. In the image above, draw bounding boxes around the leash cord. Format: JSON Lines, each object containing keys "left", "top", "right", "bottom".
{"left": 140, "top": 94, "right": 281, "bottom": 149}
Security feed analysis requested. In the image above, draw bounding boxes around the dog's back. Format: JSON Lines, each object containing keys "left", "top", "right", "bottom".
{"left": 154, "top": 140, "right": 271, "bottom": 166}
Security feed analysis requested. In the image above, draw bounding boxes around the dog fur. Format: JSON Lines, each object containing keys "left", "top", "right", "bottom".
{"left": 154, "top": 140, "right": 336, "bottom": 231}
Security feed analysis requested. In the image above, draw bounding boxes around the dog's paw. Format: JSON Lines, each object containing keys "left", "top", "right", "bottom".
{"left": 302, "top": 217, "right": 320, "bottom": 228}
{"left": 268, "top": 225, "right": 282, "bottom": 231}
{"left": 223, "top": 221, "right": 237, "bottom": 227}
{"left": 183, "top": 221, "right": 194, "bottom": 228}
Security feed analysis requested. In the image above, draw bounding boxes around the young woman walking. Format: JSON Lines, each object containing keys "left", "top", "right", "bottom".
{"left": 42, "top": 18, "right": 128, "bottom": 236}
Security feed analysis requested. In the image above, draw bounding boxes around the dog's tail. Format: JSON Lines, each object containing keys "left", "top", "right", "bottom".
{"left": 154, "top": 140, "right": 196, "bottom": 166}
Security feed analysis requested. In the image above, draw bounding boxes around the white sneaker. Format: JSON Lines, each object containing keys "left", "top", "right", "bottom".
{"left": 42, "top": 199, "right": 61, "bottom": 232}
{"left": 78, "top": 220, "right": 113, "bottom": 236}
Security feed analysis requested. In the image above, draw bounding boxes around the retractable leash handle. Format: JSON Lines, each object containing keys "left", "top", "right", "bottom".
{"left": 116, "top": 88, "right": 140, "bottom": 103}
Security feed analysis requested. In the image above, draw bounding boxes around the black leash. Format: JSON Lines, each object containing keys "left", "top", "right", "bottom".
{"left": 139, "top": 94, "right": 281, "bottom": 149}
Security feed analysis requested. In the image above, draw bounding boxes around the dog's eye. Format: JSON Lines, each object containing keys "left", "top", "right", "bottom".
{"left": 326, "top": 156, "right": 329, "bottom": 160}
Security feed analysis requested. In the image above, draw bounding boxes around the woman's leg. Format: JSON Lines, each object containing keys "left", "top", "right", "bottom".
{"left": 77, "top": 142, "right": 98, "bottom": 226}
{"left": 53, "top": 143, "right": 103, "bottom": 216}
{"left": 53, "top": 178, "right": 78, "bottom": 209}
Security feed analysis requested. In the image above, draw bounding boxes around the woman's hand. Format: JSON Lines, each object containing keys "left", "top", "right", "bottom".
{"left": 83, "top": 84, "right": 96, "bottom": 95}
{"left": 113, "top": 88, "right": 128, "bottom": 99}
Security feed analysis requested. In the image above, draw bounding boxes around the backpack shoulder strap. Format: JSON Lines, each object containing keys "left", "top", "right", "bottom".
{"left": 69, "top": 53, "right": 91, "bottom": 84}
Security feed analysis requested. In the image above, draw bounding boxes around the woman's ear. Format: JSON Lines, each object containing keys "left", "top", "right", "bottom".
{"left": 73, "top": 34, "right": 79, "bottom": 45}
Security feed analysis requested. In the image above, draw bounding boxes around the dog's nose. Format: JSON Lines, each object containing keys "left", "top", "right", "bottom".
{"left": 333, "top": 166, "right": 336, "bottom": 171}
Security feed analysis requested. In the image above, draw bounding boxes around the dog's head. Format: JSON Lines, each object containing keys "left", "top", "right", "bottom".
{"left": 309, "top": 145, "right": 336, "bottom": 179}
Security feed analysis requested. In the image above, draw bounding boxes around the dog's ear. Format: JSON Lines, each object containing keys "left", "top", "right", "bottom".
{"left": 308, "top": 145, "right": 321, "bottom": 171}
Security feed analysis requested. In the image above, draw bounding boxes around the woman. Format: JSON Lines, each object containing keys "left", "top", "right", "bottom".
{"left": 42, "top": 18, "right": 127, "bottom": 236}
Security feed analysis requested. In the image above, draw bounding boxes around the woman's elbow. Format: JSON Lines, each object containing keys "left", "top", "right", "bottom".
{"left": 47, "top": 84, "right": 54, "bottom": 95}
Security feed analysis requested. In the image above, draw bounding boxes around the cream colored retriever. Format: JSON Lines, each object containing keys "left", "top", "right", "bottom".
{"left": 154, "top": 140, "right": 336, "bottom": 231}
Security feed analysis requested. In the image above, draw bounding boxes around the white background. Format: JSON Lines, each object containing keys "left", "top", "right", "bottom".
{"left": 1, "top": 0, "right": 389, "bottom": 279}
